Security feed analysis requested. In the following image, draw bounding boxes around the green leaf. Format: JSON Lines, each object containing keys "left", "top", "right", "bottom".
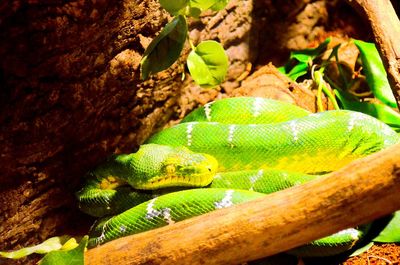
{"left": 187, "top": 40, "right": 228, "bottom": 88}
{"left": 210, "top": 0, "right": 229, "bottom": 11}
{"left": 187, "top": 7, "right": 202, "bottom": 18}
{"left": 353, "top": 39, "right": 397, "bottom": 108}
{"left": 290, "top": 37, "right": 331, "bottom": 63}
{"left": 335, "top": 89, "right": 400, "bottom": 130}
{"left": 277, "top": 65, "right": 287, "bottom": 74}
{"left": 286, "top": 62, "right": 308, "bottom": 81}
{"left": 0, "top": 236, "right": 73, "bottom": 259}
{"left": 189, "top": 0, "right": 220, "bottom": 11}
{"left": 159, "top": 0, "right": 189, "bottom": 15}
{"left": 373, "top": 211, "right": 400, "bottom": 243}
{"left": 280, "top": 38, "right": 331, "bottom": 80}
{"left": 39, "top": 236, "right": 88, "bottom": 265}
{"left": 349, "top": 242, "right": 374, "bottom": 257}
{"left": 140, "top": 15, "right": 188, "bottom": 80}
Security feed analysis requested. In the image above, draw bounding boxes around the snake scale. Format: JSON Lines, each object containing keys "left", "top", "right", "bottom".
{"left": 77, "top": 97, "right": 400, "bottom": 257}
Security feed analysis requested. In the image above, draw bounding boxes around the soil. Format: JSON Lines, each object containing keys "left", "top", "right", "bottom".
{"left": 0, "top": 0, "right": 399, "bottom": 264}
{"left": 344, "top": 244, "right": 400, "bottom": 265}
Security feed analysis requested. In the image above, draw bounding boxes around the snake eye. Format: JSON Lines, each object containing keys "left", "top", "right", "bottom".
{"left": 166, "top": 165, "right": 176, "bottom": 174}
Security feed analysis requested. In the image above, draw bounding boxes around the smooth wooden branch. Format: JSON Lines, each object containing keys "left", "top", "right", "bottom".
{"left": 85, "top": 144, "right": 400, "bottom": 265}
{"left": 347, "top": 0, "right": 400, "bottom": 109}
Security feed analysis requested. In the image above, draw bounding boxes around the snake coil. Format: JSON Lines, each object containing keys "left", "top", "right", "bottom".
{"left": 77, "top": 97, "right": 400, "bottom": 256}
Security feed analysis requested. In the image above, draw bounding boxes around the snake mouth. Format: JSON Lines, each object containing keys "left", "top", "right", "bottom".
{"left": 137, "top": 174, "right": 214, "bottom": 189}
{"left": 99, "top": 176, "right": 127, "bottom": 190}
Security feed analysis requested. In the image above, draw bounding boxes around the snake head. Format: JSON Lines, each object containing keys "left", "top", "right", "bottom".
{"left": 124, "top": 144, "right": 218, "bottom": 189}
{"left": 160, "top": 150, "right": 218, "bottom": 186}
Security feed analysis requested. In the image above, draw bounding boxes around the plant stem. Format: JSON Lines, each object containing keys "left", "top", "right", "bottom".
{"left": 314, "top": 69, "right": 340, "bottom": 111}
{"left": 187, "top": 35, "right": 196, "bottom": 51}
{"left": 314, "top": 70, "right": 325, "bottom": 112}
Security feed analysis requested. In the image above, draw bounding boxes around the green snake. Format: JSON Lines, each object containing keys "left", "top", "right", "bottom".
{"left": 77, "top": 97, "right": 400, "bottom": 256}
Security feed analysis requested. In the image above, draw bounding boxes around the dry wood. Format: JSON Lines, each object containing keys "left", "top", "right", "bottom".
{"left": 347, "top": 0, "right": 400, "bottom": 109}
{"left": 85, "top": 143, "right": 400, "bottom": 265}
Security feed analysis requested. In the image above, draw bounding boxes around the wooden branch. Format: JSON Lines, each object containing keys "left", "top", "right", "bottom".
{"left": 346, "top": 0, "right": 400, "bottom": 109}
{"left": 85, "top": 143, "right": 400, "bottom": 265}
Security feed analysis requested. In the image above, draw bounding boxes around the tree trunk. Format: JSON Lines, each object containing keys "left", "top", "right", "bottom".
{"left": 0, "top": 0, "right": 260, "bottom": 254}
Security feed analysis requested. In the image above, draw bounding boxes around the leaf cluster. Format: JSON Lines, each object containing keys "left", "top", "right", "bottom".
{"left": 279, "top": 38, "right": 400, "bottom": 132}
{"left": 140, "top": 0, "right": 229, "bottom": 88}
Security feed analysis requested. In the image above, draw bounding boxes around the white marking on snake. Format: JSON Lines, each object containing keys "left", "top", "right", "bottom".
{"left": 253, "top": 97, "right": 263, "bottom": 117}
{"left": 381, "top": 125, "right": 395, "bottom": 145}
{"left": 145, "top": 198, "right": 175, "bottom": 224}
{"left": 214, "top": 189, "right": 235, "bottom": 209}
{"left": 294, "top": 181, "right": 302, "bottom": 186}
{"left": 348, "top": 112, "right": 366, "bottom": 132}
{"left": 145, "top": 198, "right": 158, "bottom": 219}
{"left": 161, "top": 208, "right": 175, "bottom": 225}
{"left": 347, "top": 113, "right": 357, "bottom": 132}
{"left": 204, "top": 102, "right": 212, "bottom": 121}
{"left": 213, "top": 173, "right": 222, "bottom": 179}
{"left": 186, "top": 123, "right": 194, "bottom": 146}
{"left": 290, "top": 121, "right": 299, "bottom": 141}
{"left": 119, "top": 225, "right": 126, "bottom": 233}
{"left": 97, "top": 219, "right": 110, "bottom": 245}
{"left": 249, "top": 169, "right": 264, "bottom": 191}
{"left": 336, "top": 228, "right": 360, "bottom": 240}
{"left": 227, "top": 125, "right": 236, "bottom": 148}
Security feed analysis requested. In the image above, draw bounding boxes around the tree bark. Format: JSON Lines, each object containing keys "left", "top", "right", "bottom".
{"left": 0, "top": 0, "right": 260, "bottom": 254}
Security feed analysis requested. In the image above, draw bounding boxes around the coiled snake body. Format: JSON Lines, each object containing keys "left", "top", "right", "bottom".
{"left": 77, "top": 97, "right": 400, "bottom": 256}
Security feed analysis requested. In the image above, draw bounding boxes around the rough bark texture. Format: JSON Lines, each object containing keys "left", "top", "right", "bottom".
{"left": 0, "top": 0, "right": 367, "bottom": 264}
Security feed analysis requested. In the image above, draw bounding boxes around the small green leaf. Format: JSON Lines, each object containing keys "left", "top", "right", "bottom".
{"left": 278, "top": 65, "right": 287, "bottom": 74}
{"left": 140, "top": 15, "right": 188, "bottom": 80}
{"left": 189, "top": 0, "right": 219, "bottom": 11}
{"left": 210, "top": 0, "right": 229, "bottom": 11}
{"left": 187, "top": 7, "right": 202, "bottom": 18}
{"left": 159, "top": 0, "right": 189, "bottom": 15}
{"left": 280, "top": 38, "right": 331, "bottom": 80}
{"left": 286, "top": 62, "right": 308, "bottom": 81}
{"left": 373, "top": 211, "right": 400, "bottom": 243}
{"left": 39, "top": 236, "right": 88, "bottom": 265}
{"left": 0, "top": 236, "right": 72, "bottom": 259}
{"left": 335, "top": 89, "right": 400, "bottom": 130}
{"left": 353, "top": 39, "right": 397, "bottom": 108}
{"left": 349, "top": 242, "right": 374, "bottom": 257}
{"left": 279, "top": 62, "right": 309, "bottom": 81}
{"left": 290, "top": 37, "right": 331, "bottom": 63}
{"left": 187, "top": 40, "right": 228, "bottom": 88}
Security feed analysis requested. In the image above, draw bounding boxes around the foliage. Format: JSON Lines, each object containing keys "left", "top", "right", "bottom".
{"left": 140, "top": 15, "right": 188, "bottom": 80}
{"left": 349, "top": 242, "right": 374, "bottom": 257}
{"left": 373, "top": 211, "right": 400, "bottom": 243}
{"left": 187, "top": 40, "right": 228, "bottom": 88}
{"left": 279, "top": 38, "right": 400, "bottom": 132}
{"left": 140, "top": 0, "right": 229, "bottom": 88}
{"left": 39, "top": 236, "right": 88, "bottom": 265}
{"left": 353, "top": 40, "right": 397, "bottom": 108}
{"left": 0, "top": 236, "right": 85, "bottom": 263}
